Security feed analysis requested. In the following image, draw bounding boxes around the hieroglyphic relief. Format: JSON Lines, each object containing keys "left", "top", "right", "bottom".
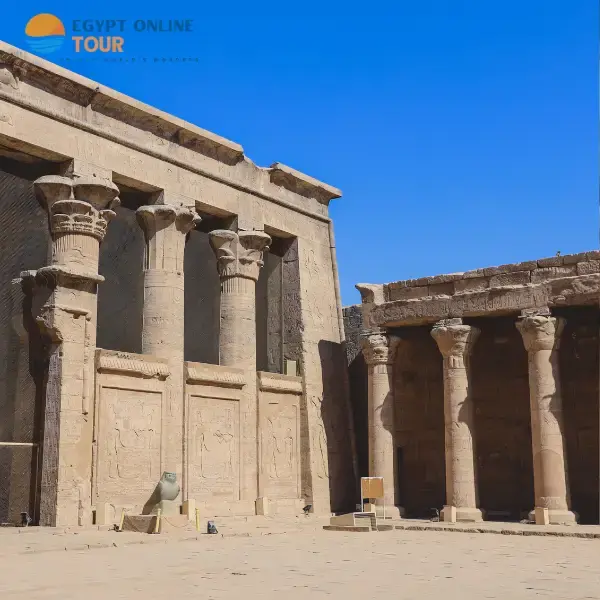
{"left": 187, "top": 396, "right": 239, "bottom": 500}
{"left": 261, "top": 398, "right": 300, "bottom": 498}
{"left": 96, "top": 387, "right": 162, "bottom": 504}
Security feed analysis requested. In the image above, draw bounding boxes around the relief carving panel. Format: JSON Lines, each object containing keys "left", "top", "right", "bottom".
{"left": 187, "top": 395, "right": 240, "bottom": 501}
{"left": 96, "top": 387, "right": 162, "bottom": 505}
{"left": 261, "top": 395, "right": 300, "bottom": 499}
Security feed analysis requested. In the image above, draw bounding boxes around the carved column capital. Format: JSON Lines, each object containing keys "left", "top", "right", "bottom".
{"left": 209, "top": 229, "right": 271, "bottom": 281}
{"left": 516, "top": 314, "right": 564, "bottom": 352}
{"left": 136, "top": 205, "right": 200, "bottom": 272}
{"left": 360, "top": 330, "right": 400, "bottom": 365}
{"left": 35, "top": 175, "right": 120, "bottom": 242}
{"left": 431, "top": 319, "right": 479, "bottom": 361}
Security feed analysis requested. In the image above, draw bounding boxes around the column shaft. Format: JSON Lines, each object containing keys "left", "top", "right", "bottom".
{"left": 361, "top": 330, "right": 400, "bottom": 518}
{"left": 219, "top": 276, "right": 257, "bottom": 368}
{"left": 137, "top": 205, "right": 199, "bottom": 501}
{"left": 517, "top": 313, "right": 576, "bottom": 524}
{"left": 432, "top": 319, "right": 482, "bottom": 522}
{"left": 33, "top": 174, "right": 119, "bottom": 527}
{"left": 209, "top": 229, "right": 270, "bottom": 510}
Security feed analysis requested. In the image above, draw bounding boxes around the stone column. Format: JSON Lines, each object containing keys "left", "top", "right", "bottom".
{"left": 360, "top": 329, "right": 401, "bottom": 518}
{"left": 136, "top": 205, "right": 199, "bottom": 505}
{"left": 431, "top": 318, "right": 483, "bottom": 522}
{"left": 209, "top": 229, "right": 271, "bottom": 510}
{"left": 32, "top": 174, "right": 119, "bottom": 526}
{"left": 516, "top": 311, "right": 576, "bottom": 524}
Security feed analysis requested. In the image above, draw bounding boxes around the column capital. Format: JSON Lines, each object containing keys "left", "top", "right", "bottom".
{"left": 136, "top": 204, "right": 200, "bottom": 236}
{"left": 209, "top": 229, "right": 271, "bottom": 281}
{"left": 360, "top": 329, "right": 400, "bottom": 365}
{"left": 34, "top": 175, "right": 120, "bottom": 242}
{"left": 431, "top": 318, "right": 479, "bottom": 359}
{"left": 136, "top": 205, "right": 200, "bottom": 272}
{"left": 516, "top": 313, "right": 564, "bottom": 352}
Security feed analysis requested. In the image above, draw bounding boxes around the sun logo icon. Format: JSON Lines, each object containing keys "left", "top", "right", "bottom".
{"left": 25, "top": 14, "right": 66, "bottom": 54}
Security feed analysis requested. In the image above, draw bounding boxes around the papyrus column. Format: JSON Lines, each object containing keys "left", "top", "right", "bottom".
{"left": 516, "top": 311, "right": 576, "bottom": 524}
{"left": 209, "top": 229, "right": 271, "bottom": 508}
{"left": 431, "top": 319, "right": 483, "bottom": 522}
{"left": 33, "top": 174, "right": 119, "bottom": 526}
{"left": 136, "top": 205, "right": 199, "bottom": 499}
{"left": 360, "top": 330, "right": 401, "bottom": 518}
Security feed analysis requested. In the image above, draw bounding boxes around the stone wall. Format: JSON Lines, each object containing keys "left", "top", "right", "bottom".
{"left": 343, "top": 305, "right": 368, "bottom": 481}
{"left": 385, "top": 253, "right": 600, "bottom": 301}
{"left": 369, "top": 252, "right": 600, "bottom": 327}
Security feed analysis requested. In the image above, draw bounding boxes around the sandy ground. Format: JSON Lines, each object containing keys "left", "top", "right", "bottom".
{"left": 1, "top": 527, "right": 599, "bottom": 599}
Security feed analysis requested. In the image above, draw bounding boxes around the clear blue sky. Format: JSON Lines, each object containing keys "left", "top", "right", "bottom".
{"left": 3, "top": 1, "right": 598, "bottom": 304}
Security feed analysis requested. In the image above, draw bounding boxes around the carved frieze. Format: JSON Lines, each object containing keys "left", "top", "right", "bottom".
{"left": 257, "top": 372, "right": 303, "bottom": 394}
{"left": 97, "top": 350, "right": 170, "bottom": 379}
{"left": 185, "top": 362, "right": 246, "bottom": 388}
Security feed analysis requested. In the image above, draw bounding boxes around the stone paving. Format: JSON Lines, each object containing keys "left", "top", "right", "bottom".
{"left": 0, "top": 518, "right": 599, "bottom": 599}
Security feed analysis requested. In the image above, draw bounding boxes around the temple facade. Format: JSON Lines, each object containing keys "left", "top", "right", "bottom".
{"left": 346, "top": 255, "right": 599, "bottom": 525}
{"left": 0, "top": 43, "right": 355, "bottom": 527}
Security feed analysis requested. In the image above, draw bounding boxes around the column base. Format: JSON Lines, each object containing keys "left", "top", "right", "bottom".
{"left": 528, "top": 508, "right": 577, "bottom": 525}
{"left": 441, "top": 505, "right": 483, "bottom": 523}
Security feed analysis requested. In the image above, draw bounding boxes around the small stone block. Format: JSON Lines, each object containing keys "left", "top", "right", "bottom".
{"left": 182, "top": 499, "right": 196, "bottom": 521}
{"left": 441, "top": 505, "right": 457, "bottom": 523}
{"left": 255, "top": 497, "right": 269, "bottom": 516}
{"left": 94, "top": 503, "right": 113, "bottom": 526}
{"left": 284, "top": 360, "right": 298, "bottom": 376}
{"left": 537, "top": 256, "right": 564, "bottom": 267}
{"left": 563, "top": 252, "right": 588, "bottom": 264}
{"left": 535, "top": 507, "right": 550, "bottom": 525}
{"left": 489, "top": 271, "right": 530, "bottom": 287}
{"left": 577, "top": 261, "right": 600, "bottom": 275}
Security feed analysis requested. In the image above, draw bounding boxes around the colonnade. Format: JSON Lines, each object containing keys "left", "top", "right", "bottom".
{"left": 31, "top": 173, "right": 272, "bottom": 524}
{"left": 361, "top": 313, "right": 577, "bottom": 525}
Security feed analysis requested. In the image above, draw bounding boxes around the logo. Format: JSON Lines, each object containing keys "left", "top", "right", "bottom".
{"left": 25, "top": 13, "right": 65, "bottom": 54}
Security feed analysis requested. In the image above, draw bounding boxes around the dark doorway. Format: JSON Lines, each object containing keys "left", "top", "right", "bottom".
{"left": 468, "top": 316, "right": 534, "bottom": 521}
{"left": 555, "top": 305, "right": 599, "bottom": 524}
{"left": 393, "top": 326, "right": 445, "bottom": 517}
{"left": 0, "top": 157, "right": 55, "bottom": 524}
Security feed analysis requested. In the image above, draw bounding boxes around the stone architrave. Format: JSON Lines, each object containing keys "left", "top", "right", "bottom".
{"left": 32, "top": 174, "right": 120, "bottom": 527}
{"left": 516, "top": 311, "right": 576, "bottom": 524}
{"left": 209, "top": 229, "right": 271, "bottom": 509}
{"left": 431, "top": 318, "right": 483, "bottom": 523}
{"left": 360, "top": 329, "right": 401, "bottom": 518}
{"left": 136, "top": 204, "right": 200, "bottom": 499}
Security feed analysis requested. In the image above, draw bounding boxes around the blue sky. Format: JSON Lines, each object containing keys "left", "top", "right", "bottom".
{"left": 2, "top": 1, "right": 598, "bottom": 304}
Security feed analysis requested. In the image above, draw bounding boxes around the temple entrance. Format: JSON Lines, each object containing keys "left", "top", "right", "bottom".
{"left": 556, "top": 306, "right": 600, "bottom": 524}
{"left": 393, "top": 326, "right": 445, "bottom": 518}
{"left": 468, "top": 316, "right": 534, "bottom": 521}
